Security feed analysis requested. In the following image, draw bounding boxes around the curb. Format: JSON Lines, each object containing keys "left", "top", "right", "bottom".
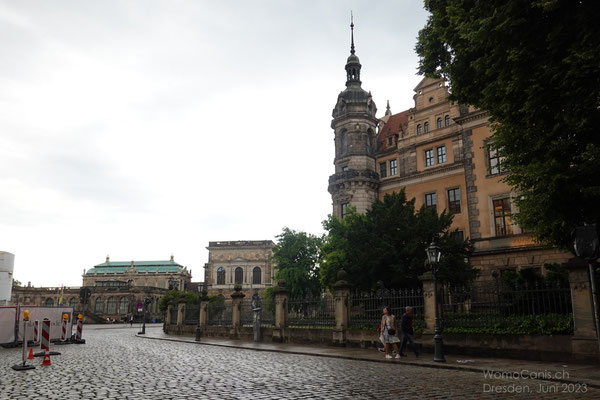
{"left": 135, "top": 334, "right": 600, "bottom": 390}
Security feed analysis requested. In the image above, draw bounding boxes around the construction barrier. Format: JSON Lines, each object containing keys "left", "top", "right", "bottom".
{"left": 73, "top": 314, "right": 85, "bottom": 344}
{"left": 33, "top": 320, "right": 39, "bottom": 344}
{"left": 56, "top": 314, "right": 69, "bottom": 345}
{"left": 35, "top": 318, "right": 61, "bottom": 357}
{"left": 11, "top": 310, "right": 35, "bottom": 371}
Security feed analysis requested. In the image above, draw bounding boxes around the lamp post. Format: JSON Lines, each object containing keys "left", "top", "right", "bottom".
{"left": 139, "top": 297, "right": 150, "bottom": 335}
{"left": 426, "top": 240, "right": 446, "bottom": 362}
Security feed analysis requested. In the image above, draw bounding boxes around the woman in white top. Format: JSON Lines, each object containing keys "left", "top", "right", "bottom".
{"left": 379, "top": 306, "right": 401, "bottom": 359}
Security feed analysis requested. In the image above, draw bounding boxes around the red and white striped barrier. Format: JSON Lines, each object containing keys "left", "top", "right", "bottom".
{"left": 56, "top": 314, "right": 70, "bottom": 345}
{"left": 73, "top": 315, "right": 86, "bottom": 344}
{"left": 35, "top": 318, "right": 61, "bottom": 356}
{"left": 41, "top": 318, "right": 50, "bottom": 351}
{"left": 33, "top": 320, "right": 40, "bottom": 344}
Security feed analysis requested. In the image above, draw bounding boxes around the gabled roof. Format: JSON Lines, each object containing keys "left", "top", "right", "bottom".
{"left": 413, "top": 77, "right": 442, "bottom": 92}
{"left": 377, "top": 110, "right": 409, "bottom": 154}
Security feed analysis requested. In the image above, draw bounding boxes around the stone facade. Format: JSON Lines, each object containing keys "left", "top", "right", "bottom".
{"left": 10, "top": 255, "right": 193, "bottom": 323}
{"left": 204, "top": 240, "right": 274, "bottom": 297}
{"left": 328, "top": 30, "right": 571, "bottom": 281}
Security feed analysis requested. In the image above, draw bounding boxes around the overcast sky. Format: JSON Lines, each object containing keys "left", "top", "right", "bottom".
{"left": 0, "top": 1, "right": 429, "bottom": 287}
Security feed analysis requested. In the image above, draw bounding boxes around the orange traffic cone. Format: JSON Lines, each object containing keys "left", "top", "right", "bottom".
{"left": 27, "top": 347, "right": 34, "bottom": 360}
{"left": 40, "top": 350, "right": 52, "bottom": 366}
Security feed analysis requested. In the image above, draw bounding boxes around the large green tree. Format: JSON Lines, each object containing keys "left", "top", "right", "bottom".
{"left": 416, "top": 0, "right": 600, "bottom": 248}
{"left": 320, "top": 191, "right": 476, "bottom": 291}
{"left": 266, "top": 227, "right": 324, "bottom": 299}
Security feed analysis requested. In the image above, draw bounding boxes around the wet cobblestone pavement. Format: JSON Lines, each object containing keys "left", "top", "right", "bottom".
{"left": 2, "top": 325, "right": 599, "bottom": 399}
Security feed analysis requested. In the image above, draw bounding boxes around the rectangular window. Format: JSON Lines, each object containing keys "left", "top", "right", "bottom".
{"left": 425, "top": 193, "right": 437, "bottom": 211}
{"left": 389, "top": 159, "right": 397, "bottom": 176}
{"left": 342, "top": 166, "right": 349, "bottom": 172}
{"left": 488, "top": 145, "right": 504, "bottom": 175}
{"left": 437, "top": 146, "right": 447, "bottom": 164}
{"left": 425, "top": 149, "right": 434, "bottom": 166}
{"left": 448, "top": 188, "right": 461, "bottom": 214}
{"left": 341, "top": 203, "right": 349, "bottom": 219}
{"left": 493, "top": 198, "right": 513, "bottom": 236}
{"left": 387, "top": 137, "right": 393, "bottom": 146}
{"left": 451, "top": 230, "right": 464, "bottom": 242}
{"left": 379, "top": 162, "right": 387, "bottom": 178}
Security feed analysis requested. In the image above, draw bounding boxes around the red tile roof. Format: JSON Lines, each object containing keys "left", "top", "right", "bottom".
{"left": 377, "top": 110, "right": 409, "bottom": 153}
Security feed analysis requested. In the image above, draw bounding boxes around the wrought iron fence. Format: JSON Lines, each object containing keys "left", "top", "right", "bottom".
{"left": 288, "top": 294, "right": 335, "bottom": 328}
{"left": 207, "top": 299, "right": 232, "bottom": 326}
{"left": 240, "top": 298, "right": 275, "bottom": 327}
{"left": 440, "top": 281, "right": 573, "bottom": 333}
{"left": 348, "top": 288, "right": 424, "bottom": 329}
{"left": 183, "top": 305, "right": 199, "bottom": 325}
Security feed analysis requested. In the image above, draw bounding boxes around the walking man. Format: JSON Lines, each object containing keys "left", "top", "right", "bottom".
{"left": 399, "top": 306, "right": 419, "bottom": 357}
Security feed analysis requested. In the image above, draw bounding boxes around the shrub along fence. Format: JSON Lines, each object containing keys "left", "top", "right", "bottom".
{"left": 440, "top": 282, "right": 573, "bottom": 335}
{"left": 165, "top": 258, "right": 599, "bottom": 362}
{"left": 349, "top": 288, "right": 424, "bottom": 332}
{"left": 288, "top": 294, "right": 335, "bottom": 328}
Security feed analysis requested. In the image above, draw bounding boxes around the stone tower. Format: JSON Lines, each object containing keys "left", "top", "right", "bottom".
{"left": 328, "top": 17, "right": 379, "bottom": 218}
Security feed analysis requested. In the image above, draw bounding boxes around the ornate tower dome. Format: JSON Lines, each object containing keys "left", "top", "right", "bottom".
{"left": 328, "top": 16, "right": 379, "bottom": 219}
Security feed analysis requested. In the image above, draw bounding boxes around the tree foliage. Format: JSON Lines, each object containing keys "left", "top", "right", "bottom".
{"left": 416, "top": 0, "right": 600, "bottom": 248}
{"left": 266, "top": 227, "right": 324, "bottom": 300}
{"left": 158, "top": 290, "right": 199, "bottom": 312}
{"left": 320, "top": 190, "right": 476, "bottom": 291}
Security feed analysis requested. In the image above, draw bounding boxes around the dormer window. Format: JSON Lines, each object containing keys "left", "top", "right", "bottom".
{"left": 417, "top": 124, "right": 422, "bottom": 135}
{"left": 387, "top": 137, "right": 393, "bottom": 146}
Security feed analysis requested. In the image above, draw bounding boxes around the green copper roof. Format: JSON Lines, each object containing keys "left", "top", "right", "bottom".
{"left": 86, "top": 260, "right": 183, "bottom": 275}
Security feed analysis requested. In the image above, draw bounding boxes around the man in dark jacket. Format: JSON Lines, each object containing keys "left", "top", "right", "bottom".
{"left": 399, "top": 306, "right": 419, "bottom": 357}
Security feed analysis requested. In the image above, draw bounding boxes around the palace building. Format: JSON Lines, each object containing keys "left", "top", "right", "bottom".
{"left": 11, "top": 255, "right": 192, "bottom": 323}
{"left": 203, "top": 240, "right": 275, "bottom": 297}
{"left": 328, "top": 22, "right": 570, "bottom": 282}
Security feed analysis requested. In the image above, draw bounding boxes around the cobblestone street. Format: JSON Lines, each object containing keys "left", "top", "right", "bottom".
{"left": 1, "top": 325, "right": 598, "bottom": 399}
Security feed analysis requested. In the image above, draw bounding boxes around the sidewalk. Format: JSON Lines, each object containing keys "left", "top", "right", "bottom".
{"left": 136, "top": 327, "right": 600, "bottom": 389}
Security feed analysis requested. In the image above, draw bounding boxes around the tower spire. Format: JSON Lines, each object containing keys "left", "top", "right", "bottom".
{"left": 350, "top": 11, "right": 355, "bottom": 55}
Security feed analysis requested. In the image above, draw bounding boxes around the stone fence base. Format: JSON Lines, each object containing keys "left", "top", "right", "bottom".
{"left": 164, "top": 323, "right": 592, "bottom": 363}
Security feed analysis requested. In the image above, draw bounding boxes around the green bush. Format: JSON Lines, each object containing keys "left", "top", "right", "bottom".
{"left": 442, "top": 313, "right": 573, "bottom": 335}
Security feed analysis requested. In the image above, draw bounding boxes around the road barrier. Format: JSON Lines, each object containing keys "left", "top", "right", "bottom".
{"left": 11, "top": 310, "right": 35, "bottom": 371}
{"left": 73, "top": 314, "right": 86, "bottom": 344}
{"left": 35, "top": 318, "right": 61, "bottom": 357}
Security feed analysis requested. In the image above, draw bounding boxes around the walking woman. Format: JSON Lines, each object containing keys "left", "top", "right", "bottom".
{"left": 380, "top": 306, "right": 401, "bottom": 359}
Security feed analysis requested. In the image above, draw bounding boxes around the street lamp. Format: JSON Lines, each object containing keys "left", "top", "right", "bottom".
{"left": 426, "top": 240, "right": 446, "bottom": 362}
{"left": 139, "top": 297, "right": 151, "bottom": 335}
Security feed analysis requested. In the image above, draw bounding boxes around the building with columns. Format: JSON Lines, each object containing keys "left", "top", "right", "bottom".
{"left": 204, "top": 240, "right": 275, "bottom": 297}
{"left": 10, "top": 255, "right": 192, "bottom": 323}
{"left": 328, "top": 22, "right": 570, "bottom": 282}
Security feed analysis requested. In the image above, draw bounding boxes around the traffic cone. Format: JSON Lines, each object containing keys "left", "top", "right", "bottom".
{"left": 40, "top": 350, "right": 52, "bottom": 366}
{"left": 27, "top": 347, "right": 34, "bottom": 360}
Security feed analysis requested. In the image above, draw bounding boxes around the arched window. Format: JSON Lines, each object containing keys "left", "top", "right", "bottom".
{"left": 416, "top": 124, "right": 422, "bottom": 135}
{"left": 235, "top": 267, "right": 244, "bottom": 284}
{"left": 252, "top": 267, "right": 262, "bottom": 284}
{"left": 341, "top": 130, "right": 348, "bottom": 155}
{"left": 445, "top": 115, "right": 450, "bottom": 126}
{"left": 69, "top": 297, "right": 78, "bottom": 311}
{"left": 424, "top": 122, "right": 430, "bottom": 133}
{"left": 437, "top": 117, "right": 442, "bottom": 129}
{"left": 95, "top": 298, "right": 104, "bottom": 314}
{"left": 107, "top": 297, "right": 116, "bottom": 314}
{"left": 119, "top": 298, "right": 129, "bottom": 314}
{"left": 217, "top": 267, "right": 225, "bottom": 285}
{"left": 45, "top": 298, "right": 54, "bottom": 307}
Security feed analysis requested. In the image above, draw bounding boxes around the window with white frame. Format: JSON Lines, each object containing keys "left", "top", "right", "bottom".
{"left": 425, "top": 149, "right": 434, "bottom": 166}
{"left": 389, "top": 159, "right": 398, "bottom": 176}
